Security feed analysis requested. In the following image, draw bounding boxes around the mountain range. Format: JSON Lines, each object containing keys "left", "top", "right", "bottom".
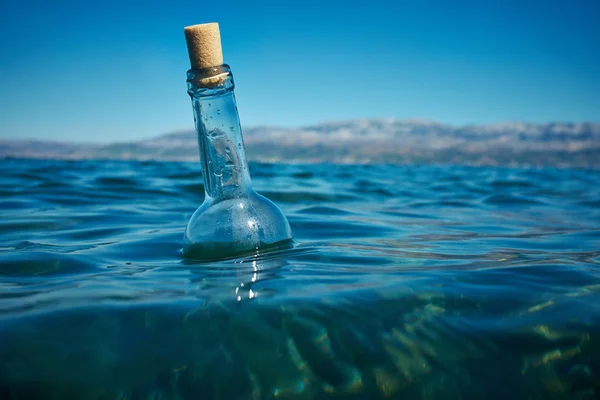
{"left": 2, "top": 119, "right": 599, "bottom": 168}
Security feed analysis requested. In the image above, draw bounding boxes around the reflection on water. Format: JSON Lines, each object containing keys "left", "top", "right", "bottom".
{"left": 0, "top": 159, "right": 599, "bottom": 398}
{"left": 182, "top": 250, "right": 291, "bottom": 306}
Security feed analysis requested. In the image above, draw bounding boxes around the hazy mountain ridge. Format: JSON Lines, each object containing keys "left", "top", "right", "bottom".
{"left": 2, "top": 119, "right": 600, "bottom": 167}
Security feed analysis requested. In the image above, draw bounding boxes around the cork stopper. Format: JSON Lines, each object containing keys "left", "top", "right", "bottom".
{"left": 184, "top": 22, "right": 223, "bottom": 70}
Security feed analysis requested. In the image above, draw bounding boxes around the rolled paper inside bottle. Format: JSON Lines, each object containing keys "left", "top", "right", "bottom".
{"left": 194, "top": 71, "right": 229, "bottom": 89}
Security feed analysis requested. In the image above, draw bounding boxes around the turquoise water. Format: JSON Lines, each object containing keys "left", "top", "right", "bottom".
{"left": 1, "top": 158, "right": 599, "bottom": 399}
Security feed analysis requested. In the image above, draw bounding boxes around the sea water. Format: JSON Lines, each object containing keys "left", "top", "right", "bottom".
{"left": 0, "top": 158, "right": 599, "bottom": 399}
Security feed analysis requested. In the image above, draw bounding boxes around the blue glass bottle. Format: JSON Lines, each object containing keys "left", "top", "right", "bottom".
{"left": 184, "top": 65, "right": 292, "bottom": 260}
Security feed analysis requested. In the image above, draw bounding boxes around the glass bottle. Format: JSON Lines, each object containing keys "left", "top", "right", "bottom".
{"left": 184, "top": 65, "right": 292, "bottom": 260}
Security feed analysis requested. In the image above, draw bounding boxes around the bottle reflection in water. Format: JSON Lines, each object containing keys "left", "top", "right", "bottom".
{"left": 184, "top": 65, "right": 292, "bottom": 260}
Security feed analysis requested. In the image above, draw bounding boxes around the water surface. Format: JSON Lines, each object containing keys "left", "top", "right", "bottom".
{"left": 1, "top": 159, "right": 599, "bottom": 399}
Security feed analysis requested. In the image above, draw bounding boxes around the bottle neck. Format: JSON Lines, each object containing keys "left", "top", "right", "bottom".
{"left": 187, "top": 66, "right": 252, "bottom": 201}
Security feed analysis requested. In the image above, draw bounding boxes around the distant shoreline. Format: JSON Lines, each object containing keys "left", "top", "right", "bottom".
{"left": 2, "top": 119, "right": 599, "bottom": 168}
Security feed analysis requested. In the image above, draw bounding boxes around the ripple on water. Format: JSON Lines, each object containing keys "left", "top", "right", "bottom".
{"left": 0, "top": 160, "right": 599, "bottom": 398}
{"left": 483, "top": 193, "right": 545, "bottom": 206}
{"left": 297, "top": 205, "right": 355, "bottom": 216}
{"left": 260, "top": 190, "right": 358, "bottom": 203}
{"left": 0, "top": 251, "right": 97, "bottom": 277}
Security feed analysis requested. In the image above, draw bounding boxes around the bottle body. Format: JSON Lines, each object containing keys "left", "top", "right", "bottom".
{"left": 184, "top": 66, "right": 292, "bottom": 260}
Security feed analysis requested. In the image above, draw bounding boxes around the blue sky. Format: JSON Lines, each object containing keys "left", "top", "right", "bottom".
{"left": 1, "top": 0, "right": 599, "bottom": 142}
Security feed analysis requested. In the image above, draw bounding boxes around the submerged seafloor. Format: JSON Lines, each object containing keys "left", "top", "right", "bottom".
{"left": 1, "top": 159, "right": 599, "bottom": 399}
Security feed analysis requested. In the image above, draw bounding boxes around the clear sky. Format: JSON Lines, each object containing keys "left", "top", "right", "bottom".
{"left": 1, "top": 0, "right": 599, "bottom": 142}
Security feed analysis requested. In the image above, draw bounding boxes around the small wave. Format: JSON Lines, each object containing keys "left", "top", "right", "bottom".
{"left": 483, "top": 194, "right": 544, "bottom": 206}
